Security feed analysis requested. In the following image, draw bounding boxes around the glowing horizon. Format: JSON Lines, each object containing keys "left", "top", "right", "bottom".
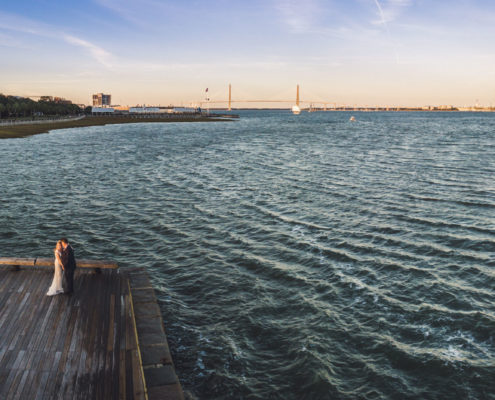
{"left": 1, "top": 1, "right": 495, "bottom": 107}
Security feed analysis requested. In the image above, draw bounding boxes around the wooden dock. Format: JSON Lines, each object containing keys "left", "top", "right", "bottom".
{"left": 0, "top": 258, "right": 184, "bottom": 399}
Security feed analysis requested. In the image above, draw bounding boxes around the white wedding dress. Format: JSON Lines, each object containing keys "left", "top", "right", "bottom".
{"left": 46, "top": 250, "right": 64, "bottom": 296}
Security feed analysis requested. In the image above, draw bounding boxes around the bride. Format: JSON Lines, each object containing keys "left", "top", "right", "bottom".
{"left": 47, "top": 240, "right": 64, "bottom": 296}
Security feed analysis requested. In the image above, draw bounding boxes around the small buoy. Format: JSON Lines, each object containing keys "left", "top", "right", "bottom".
{"left": 349, "top": 116, "right": 356, "bottom": 121}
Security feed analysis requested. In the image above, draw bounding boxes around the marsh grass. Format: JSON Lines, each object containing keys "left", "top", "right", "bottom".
{"left": 0, "top": 115, "right": 231, "bottom": 139}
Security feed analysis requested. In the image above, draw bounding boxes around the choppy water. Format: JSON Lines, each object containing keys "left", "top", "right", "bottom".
{"left": 1, "top": 111, "right": 495, "bottom": 399}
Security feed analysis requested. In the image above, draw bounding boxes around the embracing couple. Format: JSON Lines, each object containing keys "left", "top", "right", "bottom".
{"left": 46, "top": 238, "right": 77, "bottom": 296}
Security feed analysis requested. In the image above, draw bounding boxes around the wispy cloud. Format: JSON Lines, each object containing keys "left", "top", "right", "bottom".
{"left": 271, "top": 0, "right": 400, "bottom": 43}
{"left": 273, "top": 0, "right": 324, "bottom": 33}
{"left": 0, "top": 11, "right": 47, "bottom": 36}
{"left": 371, "top": 0, "right": 412, "bottom": 25}
{"left": 0, "top": 11, "right": 114, "bottom": 68}
{"left": 93, "top": 0, "right": 145, "bottom": 27}
{"left": 0, "top": 32, "right": 30, "bottom": 49}
{"left": 370, "top": 0, "right": 413, "bottom": 63}
{"left": 114, "top": 59, "right": 290, "bottom": 74}
{"left": 0, "top": 8, "right": 293, "bottom": 75}
{"left": 372, "top": 0, "right": 388, "bottom": 26}
{"left": 63, "top": 35, "right": 113, "bottom": 68}
{"left": 93, "top": 0, "right": 178, "bottom": 30}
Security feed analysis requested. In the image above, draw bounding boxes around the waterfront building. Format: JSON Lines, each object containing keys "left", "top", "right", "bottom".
{"left": 173, "top": 107, "right": 198, "bottom": 113}
{"left": 129, "top": 107, "right": 160, "bottom": 113}
{"left": 91, "top": 106, "right": 114, "bottom": 114}
{"left": 113, "top": 105, "right": 129, "bottom": 111}
{"left": 92, "top": 93, "right": 111, "bottom": 106}
{"left": 128, "top": 106, "right": 174, "bottom": 114}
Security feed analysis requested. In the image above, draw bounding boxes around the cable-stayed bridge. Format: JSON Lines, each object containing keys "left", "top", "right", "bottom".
{"left": 198, "top": 85, "right": 468, "bottom": 112}
{"left": 199, "top": 84, "right": 338, "bottom": 111}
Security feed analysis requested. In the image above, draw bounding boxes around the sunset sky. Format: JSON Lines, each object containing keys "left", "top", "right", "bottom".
{"left": 1, "top": 0, "right": 494, "bottom": 107}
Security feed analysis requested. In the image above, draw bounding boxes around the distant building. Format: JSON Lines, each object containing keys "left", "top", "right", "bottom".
{"left": 92, "top": 93, "right": 111, "bottom": 106}
{"left": 128, "top": 106, "right": 174, "bottom": 114}
{"left": 129, "top": 107, "right": 160, "bottom": 113}
{"left": 173, "top": 107, "right": 197, "bottom": 113}
{"left": 40, "top": 96, "right": 54, "bottom": 102}
{"left": 91, "top": 107, "right": 114, "bottom": 114}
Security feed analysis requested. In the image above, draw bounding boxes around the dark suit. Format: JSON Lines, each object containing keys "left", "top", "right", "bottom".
{"left": 61, "top": 244, "right": 77, "bottom": 293}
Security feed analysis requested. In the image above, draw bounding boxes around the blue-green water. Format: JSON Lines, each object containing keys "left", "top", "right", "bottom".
{"left": 1, "top": 111, "right": 494, "bottom": 399}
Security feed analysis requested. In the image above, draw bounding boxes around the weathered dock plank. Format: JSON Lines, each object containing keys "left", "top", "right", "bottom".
{"left": 0, "top": 260, "right": 184, "bottom": 399}
{"left": 0, "top": 267, "right": 145, "bottom": 399}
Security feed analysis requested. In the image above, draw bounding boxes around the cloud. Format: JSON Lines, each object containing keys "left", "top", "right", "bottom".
{"left": 63, "top": 35, "right": 113, "bottom": 68}
{"left": 370, "top": 0, "right": 414, "bottom": 64}
{"left": 273, "top": 0, "right": 324, "bottom": 33}
{"left": 272, "top": 0, "right": 395, "bottom": 41}
{"left": 0, "top": 11, "right": 114, "bottom": 68}
{"left": 371, "top": 0, "right": 412, "bottom": 25}
{"left": 93, "top": 0, "right": 178, "bottom": 30}
{"left": 0, "top": 11, "right": 48, "bottom": 36}
{"left": 0, "top": 32, "right": 29, "bottom": 49}
{"left": 93, "top": 0, "right": 145, "bottom": 27}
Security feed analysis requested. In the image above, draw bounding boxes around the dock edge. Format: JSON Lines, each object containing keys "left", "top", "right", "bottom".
{"left": 127, "top": 267, "right": 185, "bottom": 400}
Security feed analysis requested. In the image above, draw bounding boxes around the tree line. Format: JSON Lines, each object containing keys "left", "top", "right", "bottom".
{"left": 0, "top": 94, "right": 83, "bottom": 119}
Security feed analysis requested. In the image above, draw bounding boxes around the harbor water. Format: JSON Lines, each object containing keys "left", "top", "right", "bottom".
{"left": 0, "top": 111, "right": 494, "bottom": 399}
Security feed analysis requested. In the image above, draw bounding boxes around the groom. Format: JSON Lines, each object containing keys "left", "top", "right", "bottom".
{"left": 60, "top": 237, "right": 77, "bottom": 294}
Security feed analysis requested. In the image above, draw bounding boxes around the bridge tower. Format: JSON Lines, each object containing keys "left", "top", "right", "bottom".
{"left": 228, "top": 83, "right": 232, "bottom": 111}
{"left": 296, "top": 84, "right": 300, "bottom": 107}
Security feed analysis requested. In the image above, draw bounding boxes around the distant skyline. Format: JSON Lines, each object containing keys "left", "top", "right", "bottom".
{"left": 1, "top": 0, "right": 495, "bottom": 107}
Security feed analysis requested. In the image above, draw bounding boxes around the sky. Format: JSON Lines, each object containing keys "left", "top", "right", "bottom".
{"left": 0, "top": 0, "right": 494, "bottom": 107}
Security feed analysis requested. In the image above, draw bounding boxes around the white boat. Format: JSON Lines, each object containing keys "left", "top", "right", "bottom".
{"left": 349, "top": 116, "right": 356, "bottom": 121}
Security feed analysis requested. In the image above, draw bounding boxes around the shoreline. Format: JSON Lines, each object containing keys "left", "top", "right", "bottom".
{"left": 0, "top": 114, "right": 234, "bottom": 139}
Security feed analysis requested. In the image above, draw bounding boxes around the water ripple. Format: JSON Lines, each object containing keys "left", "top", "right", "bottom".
{"left": 1, "top": 111, "right": 494, "bottom": 399}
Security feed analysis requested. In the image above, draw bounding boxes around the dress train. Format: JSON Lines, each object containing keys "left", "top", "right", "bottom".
{"left": 47, "top": 253, "right": 64, "bottom": 296}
